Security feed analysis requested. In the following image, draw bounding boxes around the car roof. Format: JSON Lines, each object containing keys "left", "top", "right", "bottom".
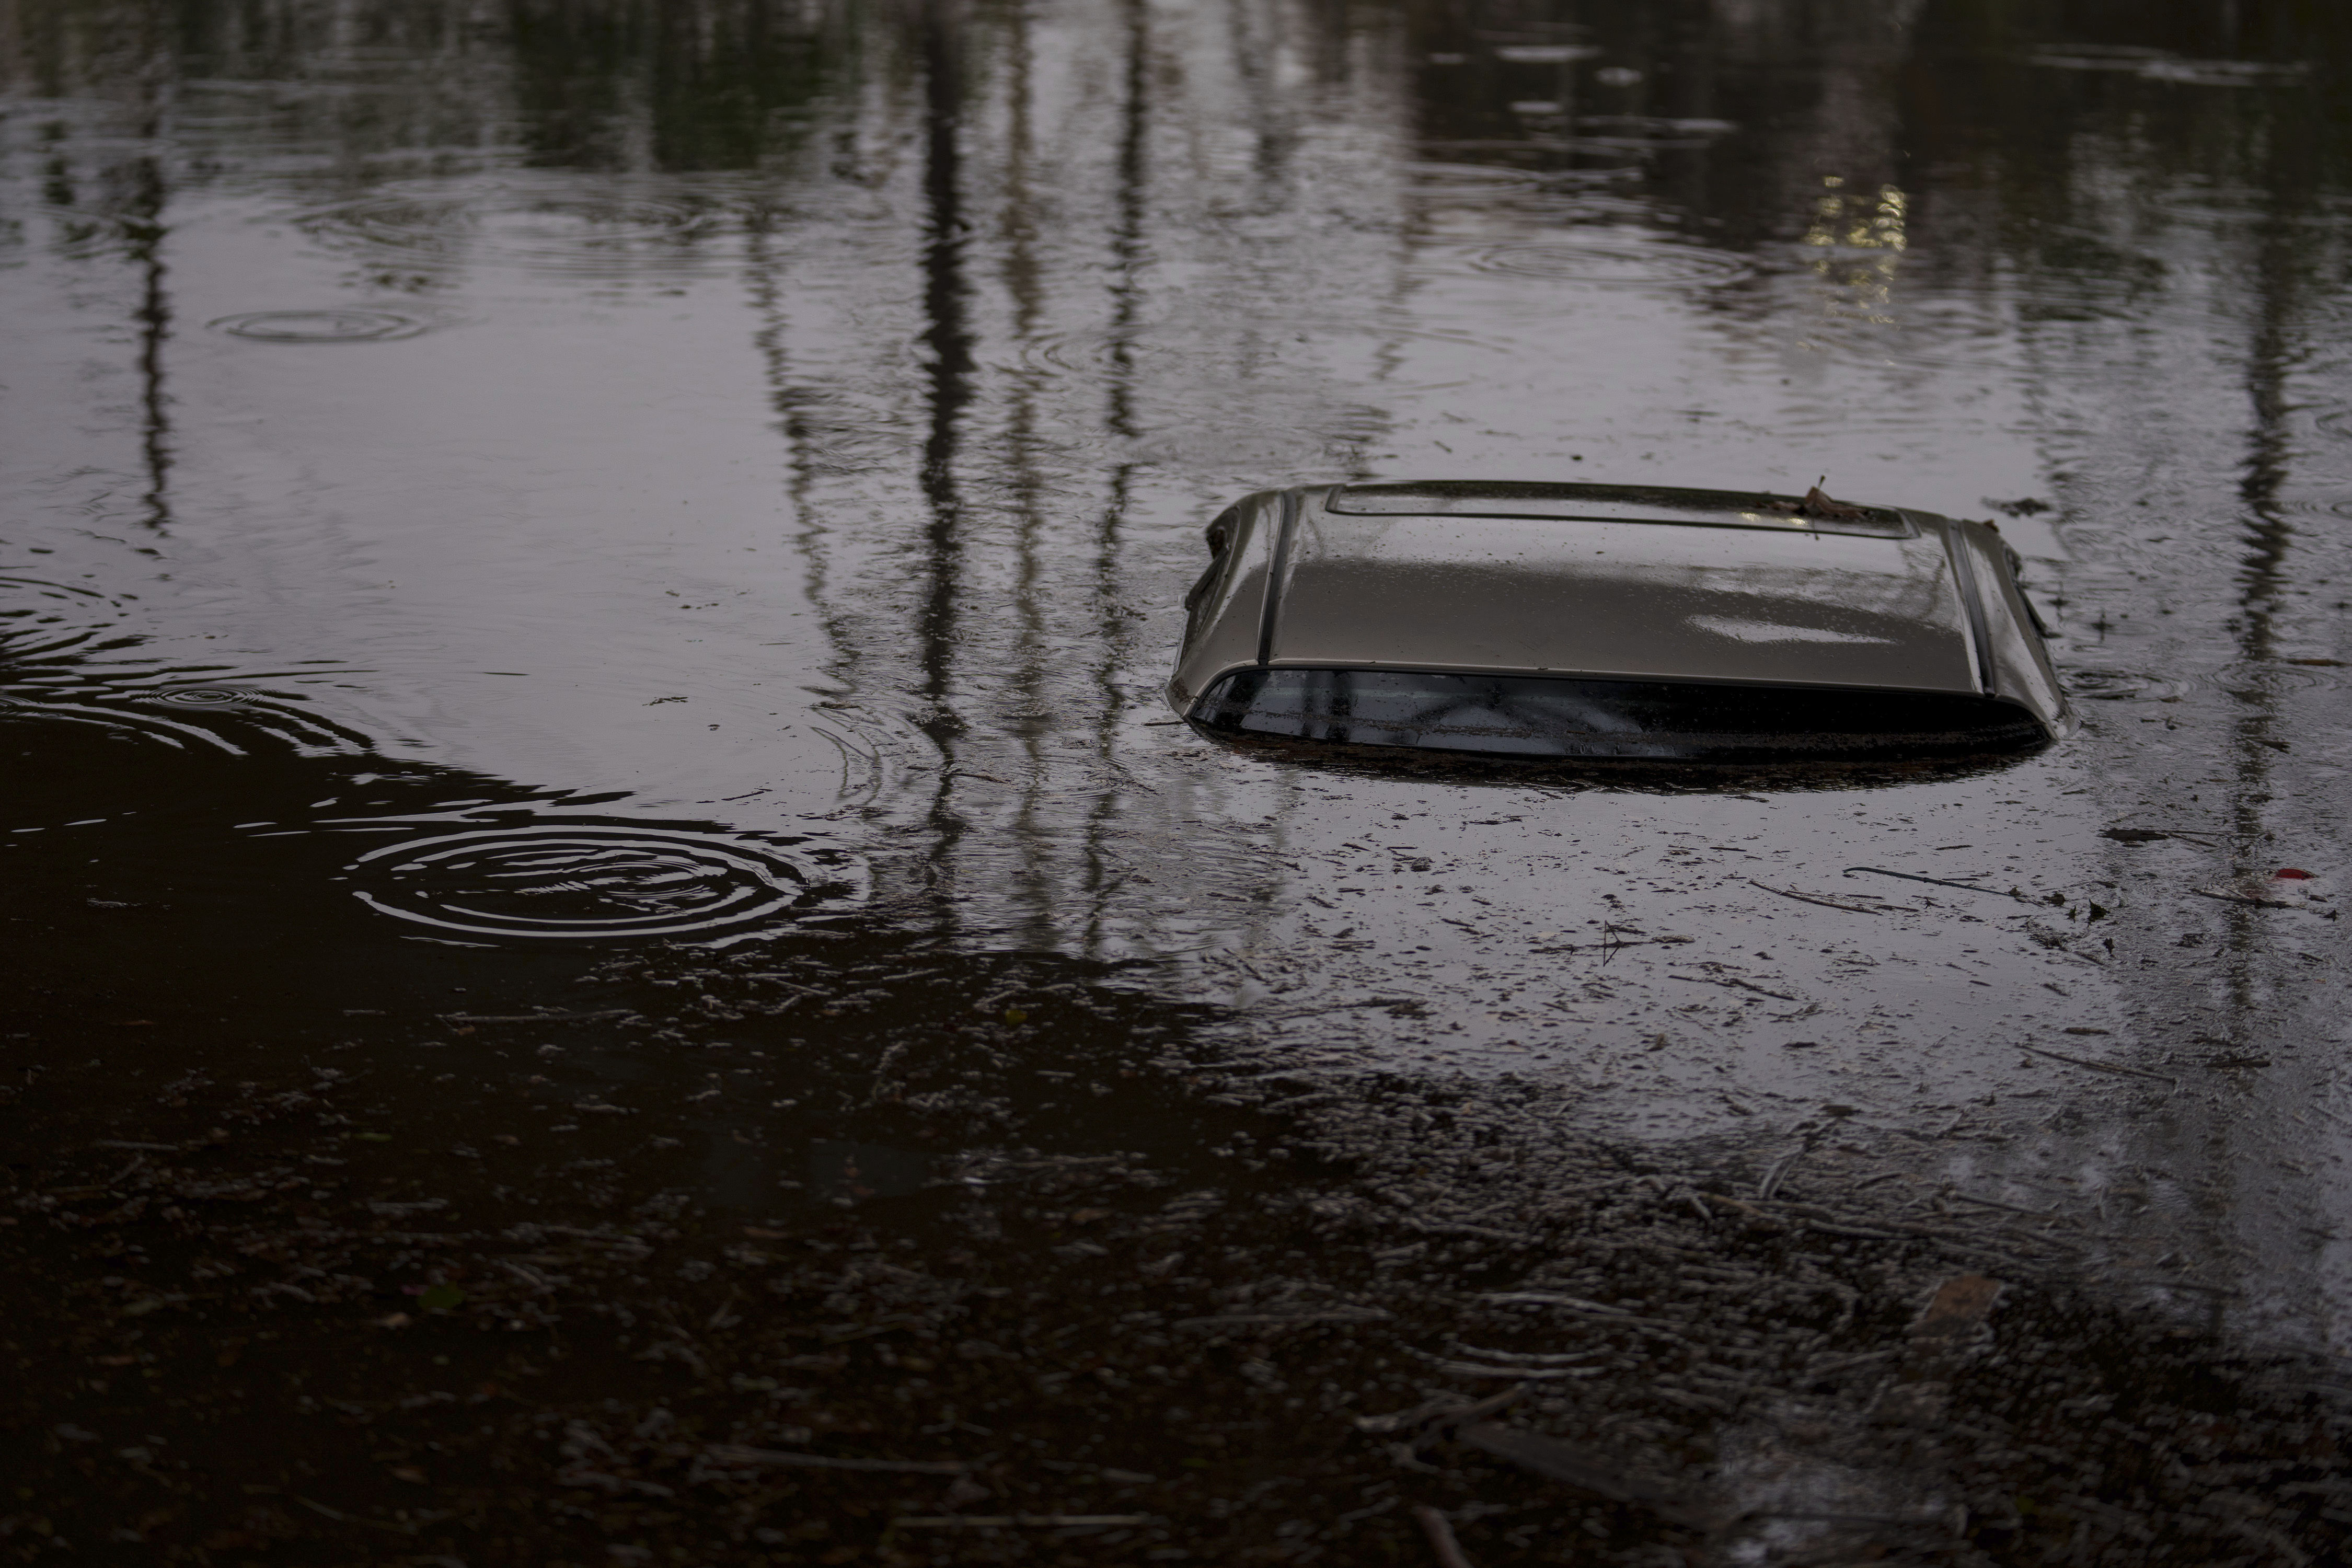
{"left": 1276, "top": 483, "right": 1972, "bottom": 696}
{"left": 1326, "top": 480, "right": 1915, "bottom": 539}
{"left": 1168, "top": 481, "right": 2069, "bottom": 740}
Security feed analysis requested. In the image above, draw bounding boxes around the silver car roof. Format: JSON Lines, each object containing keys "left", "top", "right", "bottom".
{"left": 1169, "top": 480, "right": 2067, "bottom": 737}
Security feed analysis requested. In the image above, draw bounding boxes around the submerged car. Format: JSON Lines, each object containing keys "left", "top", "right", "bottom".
{"left": 1168, "top": 480, "right": 2067, "bottom": 762}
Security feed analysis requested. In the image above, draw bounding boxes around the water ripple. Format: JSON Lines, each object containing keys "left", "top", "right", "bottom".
{"left": 0, "top": 674, "right": 375, "bottom": 755}
{"left": 18, "top": 208, "right": 137, "bottom": 261}
{"left": 1576, "top": 114, "right": 1741, "bottom": 141}
{"left": 1776, "top": 313, "right": 2025, "bottom": 376}
{"left": 1401, "top": 161, "right": 1552, "bottom": 200}
{"left": 1004, "top": 318, "right": 1513, "bottom": 396}
{"left": 2312, "top": 408, "right": 2352, "bottom": 442}
{"left": 1432, "top": 236, "right": 1754, "bottom": 287}
{"left": 141, "top": 686, "right": 271, "bottom": 708}
{"left": 2, "top": 573, "right": 124, "bottom": 658}
{"left": 209, "top": 309, "right": 430, "bottom": 343}
{"left": 296, "top": 178, "right": 732, "bottom": 279}
{"left": 2061, "top": 668, "right": 2195, "bottom": 703}
{"left": 341, "top": 822, "right": 862, "bottom": 942}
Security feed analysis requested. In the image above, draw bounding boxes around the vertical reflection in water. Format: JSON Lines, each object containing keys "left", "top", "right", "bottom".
{"left": 125, "top": 101, "right": 171, "bottom": 531}
{"left": 1654, "top": 5, "right": 1721, "bottom": 223}
{"left": 1078, "top": 0, "right": 1153, "bottom": 955}
{"left": 1102, "top": 0, "right": 1148, "bottom": 452}
{"left": 2194, "top": 106, "right": 2336, "bottom": 1338}
{"left": 126, "top": 162, "right": 170, "bottom": 529}
{"left": 1351, "top": 8, "right": 1420, "bottom": 464}
{"left": 1000, "top": 1, "right": 1058, "bottom": 947}
{"left": 997, "top": 6, "right": 1043, "bottom": 350}
{"left": 744, "top": 218, "right": 850, "bottom": 726}
{"left": 918, "top": 0, "right": 974, "bottom": 902}
{"left": 2218, "top": 133, "right": 2310, "bottom": 1018}
{"left": 1228, "top": 0, "right": 1288, "bottom": 190}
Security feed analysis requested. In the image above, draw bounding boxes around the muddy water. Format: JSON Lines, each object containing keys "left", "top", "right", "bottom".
{"left": 4, "top": 0, "right": 2350, "bottom": 1359}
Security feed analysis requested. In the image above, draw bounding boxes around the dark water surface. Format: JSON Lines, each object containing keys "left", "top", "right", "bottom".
{"left": 7, "top": 0, "right": 2352, "bottom": 1518}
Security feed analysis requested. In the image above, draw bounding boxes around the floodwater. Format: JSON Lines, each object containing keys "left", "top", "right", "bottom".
{"left": 5, "top": 0, "right": 2351, "bottom": 1372}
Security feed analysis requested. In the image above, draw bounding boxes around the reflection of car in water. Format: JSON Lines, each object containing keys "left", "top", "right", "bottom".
{"left": 1168, "top": 481, "right": 2068, "bottom": 762}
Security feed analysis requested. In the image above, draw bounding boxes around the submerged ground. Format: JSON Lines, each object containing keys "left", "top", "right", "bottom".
{"left": 5, "top": 1, "right": 2352, "bottom": 1562}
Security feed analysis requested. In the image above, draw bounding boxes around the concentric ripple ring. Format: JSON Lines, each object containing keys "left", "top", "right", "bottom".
{"left": 141, "top": 687, "right": 268, "bottom": 707}
{"left": 209, "top": 310, "right": 430, "bottom": 343}
{"left": 345, "top": 825, "right": 828, "bottom": 941}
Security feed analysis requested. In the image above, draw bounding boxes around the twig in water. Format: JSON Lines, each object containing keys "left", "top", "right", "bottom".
{"left": 1443, "top": 1344, "right": 1604, "bottom": 1367}
{"left": 1945, "top": 1193, "right": 2068, "bottom": 1223}
{"left": 1411, "top": 1356, "right": 1604, "bottom": 1381}
{"left": 1748, "top": 879, "right": 1910, "bottom": 915}
{"left": 1266, "top": 997, "right": 1424, "bottom": 1020}
{"left": 1473, "top": 1292, "right": 1675, "bottom": 1328}
{"left": 1176, "top": 1308, "right": 1391, "bottom": 1330}
{"left": 1843, "top": 867, "right": 2040, "bottom": 904}
{"left": 1405, "top": 1219, "right": 1540, "bottom": 1246}
{"left": 1455, "top": 1362, "right": 1604, "bottom": 1381}
{"left": 2190, "top": 887, "right": 2313, "bottom": 911}
{"left": 699, "top": 1445, "right": 964, "bottom": 1474}
{"left": 2015, "top": 1043, "right": 2176, "bottom": 1087}
{"left": 1757, "top": 1150, "right": 1801, "bottom": 1202}
{"left": 292, "top": 1496, "right": 419, "bottom": 1534}
{"left": 1356, "top": 1384, "right": 1525, "bottom": 1438}
{"left": 1669, "top": 972, "right": 1798, "bottom": 1002}
{"left": 2105, "top": 825, "right": 2224, "bottom": 843}
{"left": 1452, "top": 1425, "right": 1710, "bottom": 1528}
{"left": 1413, "top": 1505, "right": 1479, "bottom": 1568}
{"left": 893, "top": 1515, "right": 1148, "bottom": 1529}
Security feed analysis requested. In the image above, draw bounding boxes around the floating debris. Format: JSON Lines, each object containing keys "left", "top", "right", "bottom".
{"left": 2193, "top": 867, "right": 2334, "bottom": 912}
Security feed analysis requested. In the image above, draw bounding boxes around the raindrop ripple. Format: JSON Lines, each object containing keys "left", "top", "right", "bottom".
{"left": 1, "top": 676, "right": 372, "bottom": 755}
{"left": 298, "top": 178, "right": 729, "bottom": 278}
{"left": 141, "top": 686, "right": 269, "bottom": 707}
{"left": 344, "top": 823, "right": 855, "bottom": 942}
{"left": 209, "top": 310, "right": 430, "bottom": 343}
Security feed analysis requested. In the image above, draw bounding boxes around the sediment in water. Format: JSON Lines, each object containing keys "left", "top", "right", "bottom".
{"left": 3, "top": 933, "right": 2343, "bottom": 1565}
